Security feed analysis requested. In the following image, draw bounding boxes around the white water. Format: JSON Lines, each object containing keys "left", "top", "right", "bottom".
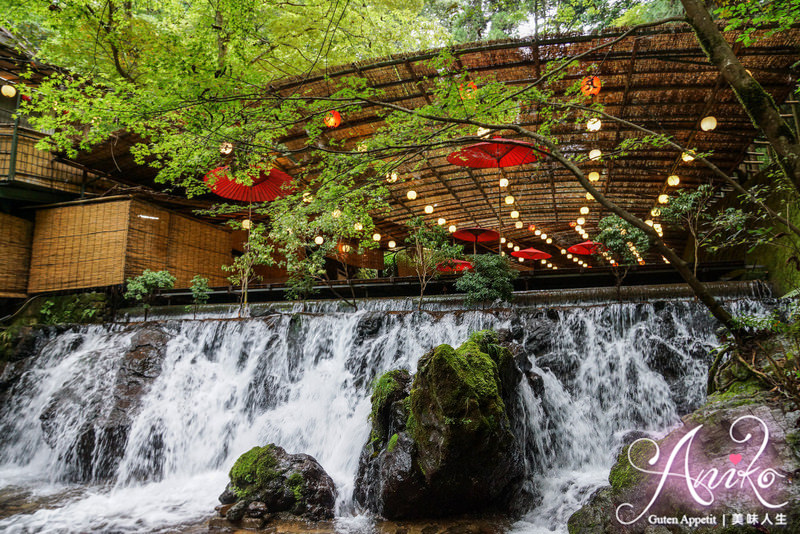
{"left": 0, "top": 299, "right": 770, "bottom": 533}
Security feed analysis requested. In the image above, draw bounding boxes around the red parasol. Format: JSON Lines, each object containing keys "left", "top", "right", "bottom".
{"left": 511, "top": 247, "right": 551, "bottom": 261}
{"left": 452, "top": 227, "right": 500, "bottom": 254}
{"left": 436, "top": 259, "right": 474, "bottom": 273}
{"left": 447, "top": 138, "right": 541, "bottom": 169}
{"left": 567, "top": 241, "right": 600, "bottom": 255}
{"left": 204, "top": 166, "right": 294, "bottom": 202}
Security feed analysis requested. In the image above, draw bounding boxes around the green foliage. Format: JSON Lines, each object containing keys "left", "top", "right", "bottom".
{"left": 185, "top": 275, "right": 211, "bottom": 316}
{"left": 454, "top": 254, "right": 517, "bottom": 306}
{"left": 229, "top": 445, "right": 279, "bottom": 499}
{"left": 595, "top": 215, "right": 650, "bottom": 265}
{"left": 612, "top": 0, "right": 683, "bottom": 27}
{"left": 387, "top": 433, "right": 400, "bottom": 452}
{"left": 37, "top": 294, "right": 106, "bottom": 324}
{"left": 717, "top": 0, "right": 800, "bottom": 46}
{"left": 124, "top": 270, "right": 176, "bottom": 316}
{"left": 402, "top": 216, "right": 463, "bottom": 310}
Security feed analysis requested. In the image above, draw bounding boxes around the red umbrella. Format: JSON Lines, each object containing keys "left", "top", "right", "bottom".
{"left": 511, "top": 247, "right": 551, "bottom": 260}
{"left": 568, "top": 241, "right": 600, "bottom": 255}
{"left": 204, "top": 166, "right": 294, "bottom": 202}
{"left": 452, "top": 227, "right": 500, "bottom": 254}
{"left": 436, "top": 259, "right": 474, "bottom": 273}
{"left": 447, "top": 138, "right": 541, "bottom": 169}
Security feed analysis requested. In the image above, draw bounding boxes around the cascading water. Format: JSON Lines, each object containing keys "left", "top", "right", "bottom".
{"left": 0, "top": 297, "right": 772, "bottom": 533}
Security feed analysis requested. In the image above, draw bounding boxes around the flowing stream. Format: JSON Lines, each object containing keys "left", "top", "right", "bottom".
{"left": 0, "top": 297, "right": 770, "bottom": 533}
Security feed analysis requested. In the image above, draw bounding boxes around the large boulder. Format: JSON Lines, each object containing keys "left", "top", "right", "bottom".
{"left": 217, "top": 444, "right": 336, "bottom": 526}
{"left": 38, "top": 325, "right": 168, "bottom": 481}
{"left": 567, "top": 381, "right": 800, "bottom": 533}
{"left": 354, "top": 330, "right": 527, "bottom": 519}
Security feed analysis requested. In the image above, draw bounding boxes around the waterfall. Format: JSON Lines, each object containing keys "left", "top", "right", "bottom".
{"left": 0, "top": 298, "right": 772, "bottom": 533}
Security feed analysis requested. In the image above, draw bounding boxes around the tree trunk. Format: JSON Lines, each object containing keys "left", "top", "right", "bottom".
{"left": 680, "top": 0, "right": 800, "bottom": 191}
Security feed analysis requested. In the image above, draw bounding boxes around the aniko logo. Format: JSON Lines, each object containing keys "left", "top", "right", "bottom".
{"left": 616, "top": 415, "right": 788, "bottom": 525}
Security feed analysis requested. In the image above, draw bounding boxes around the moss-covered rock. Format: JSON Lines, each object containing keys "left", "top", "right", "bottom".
{"left": 568, "top": 388, "right": 800, "bottom": 533}
{"left": 354, "top": 330, "right": 528, "bottom": 519}
{"left": 219, "top": 443, "right": 336, "bottom": 523}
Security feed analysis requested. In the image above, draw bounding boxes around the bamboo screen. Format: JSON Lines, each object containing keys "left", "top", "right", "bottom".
{"left": 28, "top": 198, "right": 232, "bottom": 293}
{"left": 28, "top": 200, "right": 129, "bottom": 292}
{"left": 0, "top": 213, "right": 33, "bottom": 297}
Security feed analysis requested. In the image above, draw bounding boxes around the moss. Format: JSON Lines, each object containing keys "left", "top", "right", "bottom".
{"left": 287, "top": 471, "right": 305, "bottom": 505}
{"left": 387, "top": 433, "right": 399, "bottom": 452}
{"left": 707, "top": 379, "right": 766, "bottom": 407}
{"left": 608, "top": 440, "right": 653, "bottom": 492}
{"left": 229, "top": 445, "right": 279, "bottom": 498}
{"left": 370, "top": 369, "right": 407, "bottom": 423}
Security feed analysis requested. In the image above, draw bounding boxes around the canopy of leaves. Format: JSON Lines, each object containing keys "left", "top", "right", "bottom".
{"left": 454, "top": 254, "right": 517, "bottom": 306}
{"left": 124, "top": 269, "right": 176, "bottom": 307}
{"left": 595, "top": 215, "right": 650, "bottom": 264}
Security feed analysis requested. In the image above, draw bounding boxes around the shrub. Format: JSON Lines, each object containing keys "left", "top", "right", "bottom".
{"left": 454, "top": 254, "right": 517, "bottom": 306}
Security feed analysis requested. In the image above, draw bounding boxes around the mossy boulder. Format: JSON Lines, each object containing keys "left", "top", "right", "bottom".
{"left": 568, "top": 385, "right": 800, "bottom": 533}
{"left": 218, "top": 444, "right": 336, "bottom": 524}
{"left": 354, "top": 330, "right": 527, "bottom": 519}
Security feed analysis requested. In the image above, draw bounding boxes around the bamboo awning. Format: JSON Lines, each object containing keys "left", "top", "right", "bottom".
{"left": 42, "top": 24, "right": 800, "bottom": 264}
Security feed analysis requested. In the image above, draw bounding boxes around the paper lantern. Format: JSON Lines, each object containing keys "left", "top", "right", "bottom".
{"left": 324, "top": 110, "right": 341, "bottom": 128}
{"left": 546, "top": 238, "right": 552, "bottom": 244}
{"left": 589, "top": 149, "right": 602, "bottom": 161}
{"left": 386, "top": 172, "right": 398, "bottom": 183}
{"left": 314, "top": 236, "right": 324, "bottom": 245}
{"left": 560, "top": 249, "right": 566, "bottom": 255}
{"left": 580, "top": 76, "right": 602, "bottom": 96}
{"left": 354, "top": 222, "right": 363, "bottom": 231}
{"left": 541, "top": 233, "right": 548, "bottom": 240}
{"left": 499, "top": 178, "right": 509, "bottom": 188}
{"left": 645, "top": 220, "right": 654, "bottom": 226}
{"left": 424, "top": 205, "right": 434, "bottom": 214}
{"left": 667, "top": 175, "right": 680, "bottom": 187}
{"left": 388, "top": 240, "right": 396, "bottom": 248}
{"left": 242, "top": 219, "right": 251, "bottom": 230}
{"left": 407, "top": 190, "right": 417, "bottom": 200}
{"left": 514, "top": 246, "right": 520, "bottom": 252}
{"left": 219, "top": 142, "right": 234, "bottom": 155}
{"left": 587, "top": 118, "right": 602, "bottom": 131}
{"left": 1, "top": 85, "right": 17, "bottom": 98}
{"left": 528, "top": 224, "right": 536, "bottom": 232}
{"left": 658, "top": 194, "right": 670, "bottom": 204}
{"left": 500, "top": 237, "right": 506, "bottom": 244}
{"left": 700, "top": 116, "right": 717, "bottom": 131}
{"left": 577, "top": 217, "right": 585, "bottom": 226}
{"left": 651, "top": 207, "right": 661, "bottom": 217}
{"left": 372, "top": 233, "right": 381, "bottom": 241}
{"left": 448, "top": 225, "right": 456, "bottom": 233}
{"left": 510, "top": 210, "right": 519, "bottom": 219}
{"left": 438, "top": 218, "right": 446, "bottom": 225}
{"left": 681, "top": 152, "right": 695, "bottom": 162}
{"left": 586, "top": 192, "right": 594, "bottom": 200}
{"left": 518, "top": 257, "right": 524, "bottom": 262}
{"left": 332, "top": 209, "right": 342, "bottom": 218}
{"left": 505, "top": 195, "right": 515, "bottom": 205}
{"left": 515, "top": 221, "right": 523, "bottom": 229}
{"left": 580, "top": 206, "right": 590, "bottom": 215}
{"left": 588, "top": 171, "right": 600, "bottom": 182}
{"left": 507, "top": 242, "right": 514, "bottom": 249}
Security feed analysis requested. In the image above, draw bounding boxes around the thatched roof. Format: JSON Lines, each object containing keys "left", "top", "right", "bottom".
{"left": 26, "top": 24, "right": 800, "bottom": 263}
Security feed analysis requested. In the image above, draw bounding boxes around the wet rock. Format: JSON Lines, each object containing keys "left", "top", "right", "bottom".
{"left": 37, "top": 325, "right": 169, "bottom": 482}
{"left": 218, "top": 444, "right": 336, "bottom": 523}
{"left": 568, "top": 385, "right": 800, "bottom": 533}
{"left": 355, "top": 330, "right": 529, "bottom": 519}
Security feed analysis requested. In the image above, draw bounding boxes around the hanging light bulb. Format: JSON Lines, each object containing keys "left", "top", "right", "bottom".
{"left": 586, "top": 192, "right": 594, "bottom": 201}
{"left": 505, "top": 195, "right": 515, "bottom": 205}
{"left": 354, "top": 222, "right": 363, "bottom": 231}
{"left": 589, "top": 149, "right": 602, "bottom": 161}
{"left": 577, "top": 217, "right": 586, "bottom": 226}
{"left": 575, "top": 225, "right": 583, "bottom": 232}
{"left": 500, "top": 237, "right": 507, "bottom": 244}
{"left": 534, "top": 229, "right": 541, "bottom": 236}
{"left": 588, "top": 171, "right": 600, "bottom": 182}
{"left": 507, "top": 242, "right": 514, "bottom": 249}
{"left": 314, "top": 236, "right": 324, "bottom": 245}
{"left": 546, "top": 238, "right": 553, "bottom": 244}
{"left": 219, "top": 141, "right": 234, "bottom": 155}
{"left": 407, "top": 190, "right": 417, "bottom": 200}
{"left": 567, "top": 254, "right": 573, "bottom": 259}
{"left": 437, "top": 218, "right": 446, "bottom": 225}
{"left": 242, "top": 219, "right": 252, "bottom": 230}
{"left": 386, "top": 172, "right": 398, "bottom": 183}
{"left": 371, "top": 233, "right": 381, "bottom": 242}
{"left": 682, "top": 152, "right": 695, "bottom": 162}
{"left": 541, "top": 233, "right": 548, "bottom": 240}
{"left": 388, "top": 240, "right": 396, "bottom": 248}
{"left": 541, "top": 259, "right": 547, "bottom": 265}
{"left": 582, "top": 233, "right": 589, "bottom": 239}
{"left": 658, "top": 194, "right": 670, "bottom": 204}
{"left": 651, "top": 207, "right": 661, "bottom": 217}
{"left": 547, "top": 262, "right": 553, "bottom": 268}
{"left": 499, "top": 178, "right": 509, "bottom": 188}
{"left": 587, "top": 118, "right": 602, "bottom": 131}
{"left": 580, "top": 206, "right": 590, "bottom": 215}
{"left": 700, "top": 116, "right": 717, "bottom": 131}
{"left": 510, "top": 210, "right": 519, "bottom": 219}
{"left": 515, "top": 221, "right": 523, "bottom": 229}
{"left": 514, "top": 245, "right": 520, "bottom": 252}
{"left": 424, "top": 205, "right": 434, "bottom": 214}
{"left": 667, "top": 175, "right": 680, "bottom": 187}
{"left": 448, "top": 225, "right": 456, "bottom": 233}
